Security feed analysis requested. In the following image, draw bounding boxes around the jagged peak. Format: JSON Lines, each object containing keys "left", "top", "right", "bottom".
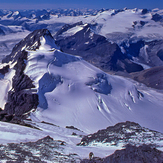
{"left": 2, "top": 29, "right": 58, "bottom": 64}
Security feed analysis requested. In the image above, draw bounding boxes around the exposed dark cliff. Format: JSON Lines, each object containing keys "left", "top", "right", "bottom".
{"left": 0, "top": 29, "right": 54, "bottom": 124}
{"left": 55, "top": 22, "right": 143, "bottom": 73}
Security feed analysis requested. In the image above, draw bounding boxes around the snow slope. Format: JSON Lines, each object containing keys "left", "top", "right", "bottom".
{"left": 16, "top": 30, "right": 163, "bottom": 134}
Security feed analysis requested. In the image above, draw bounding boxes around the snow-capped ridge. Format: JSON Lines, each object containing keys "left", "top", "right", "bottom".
{"left": 55, "top": 21, "right": 144, "bottom": 73}
{"left": 2, "top": 29, "right": 58, "bottom": 64}
{"left": 0, "top": 29, "right": 163, "bottom": 135}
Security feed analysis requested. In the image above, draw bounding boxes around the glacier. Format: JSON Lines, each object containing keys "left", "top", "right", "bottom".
{"left": 0, "top": 29, "right": 162, "bottom": 134}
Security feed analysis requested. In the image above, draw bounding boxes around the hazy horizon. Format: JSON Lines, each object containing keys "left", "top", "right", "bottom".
{"left": 0, "top": 0, "right": 162, "bottom": 10}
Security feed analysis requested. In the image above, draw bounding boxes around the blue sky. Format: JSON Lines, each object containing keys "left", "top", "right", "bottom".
{"left": 1, "top": 0, "right": 163, "bottom": 10}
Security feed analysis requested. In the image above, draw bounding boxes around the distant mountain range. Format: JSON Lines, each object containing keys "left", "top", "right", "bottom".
{"left": 0, "top": 8, "right": 163, "bottom": 90}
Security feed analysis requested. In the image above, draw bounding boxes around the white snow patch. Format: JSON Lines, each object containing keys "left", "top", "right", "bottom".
{"left": 0, "top": 69, "right": 15, "bottom": 109}
{"left": 61, "top": 25, "right": 83, "bottom": 37}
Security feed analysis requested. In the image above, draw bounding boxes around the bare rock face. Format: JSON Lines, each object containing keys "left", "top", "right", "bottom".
{"left": 0, "top": 29, "right": 54, "bottom": 124}
{"left": 2, "top": 29, "right": 52, "bottom": 64}
{"left": 81, "top": 144, "right": 163, "bottom": 163}
{"left": 0, "top": 65, "right": 9, "bottom": 75}
{"left": 130, "top": 66, "right": 163, "bottom": 90}
{"left": 55, "top": 22, "right": 163, "bottom": 89}
{"left": 141, "top": 9, "right": 149, "bottom": 15}
{"left": 55, "top": 22, "right": 143, "bottom": 73}
{"left": 78, "top": 121, "right": 163, "bottom": 148}
{"left": 115, "top": 39, "right": 163, "bottom": 89}
{"left": 0, "top": 136, "right": 81, "bottom": 162}
{"left": 81, "top": 157, "right": 104, "bottom": 163}
{"left": 2, "top": 50, "right": 38, "bottom": 122}
{"left": 0, "top": 27, "right": 5, "bottom": 35}
{"left": 103, "top": 144, "right": 163, "bottom": 163}
{"left": 120, "top": 39, "right": 163, "bottom": 68}
{"left": 152, "top": 13, "right": 163, "bottom": 22}
{"left": 144, "top": 40, "right": 163, "bottom": 67}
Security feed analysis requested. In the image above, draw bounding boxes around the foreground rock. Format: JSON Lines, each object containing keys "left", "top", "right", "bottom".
{"left": 0, "top": 29, "right": 54, "bottom": 124}
{"left": 0, "top": 136, "right": 80, "bottom": 162}
{"left": 81, "top": 144, "right": 163, "bottom": 163}
{"left": 78, "top": 121, "right": 163, "bottom": 148}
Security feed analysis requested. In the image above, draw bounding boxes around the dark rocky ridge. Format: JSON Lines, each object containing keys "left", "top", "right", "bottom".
{"left": 2, "top": 29, "right": 53, "bottom": 64}
{"left": 0, "top": 50, "right": 38, "bottom": 123}
{"left": 115, "top": 39, "right": 163, "bottom": 89}
{"left": 0, "top": 65, "right": 9, "bottom": 75}
{"left": 56, "top": 21, "right": 83, "bottom": 36}
{"left": 141, "top": 9, "right": 149, "bottom": 15}
{"left": 130, "top": 66, "right": 163, "bottom": 90}
{"left": 0, "top": 136, "right": 81, "bottom": 162}
{"left": 144, "top": 40, "right": 163, "bottom": 67}
{"left": 120, "top": 39, "right": 163, "bottom": 68}
{"left": 1, "top": 135, "right": 162, "bottom": 163}
{"left": 81, "top": 144, "right": 163, "bottom": 163}
{"left": 55, "top": 22, "right": 163, "bottom": 90}
{"left": 120, "top": 40, "right": 145, "bottom": 58}
{"left": 0, "top": 125, "right": 162, "bottom": 163}
{"left": 55, "top": 22, "right": 143, "bottom": 73}
{"left": 152, "top": 13, "right": 163, "bottom": 22}
{"left": 78, "top": 121, "right": 163, "bottom": 148}
{"left": 0, "top": 29, "right": 55, "bottom": 124}
{"left": 104, "top": 144, "right": 163, "bottom": 163}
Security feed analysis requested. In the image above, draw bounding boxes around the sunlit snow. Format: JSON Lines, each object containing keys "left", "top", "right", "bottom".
{"left": 22, "top": 34, "right": 163, "bottom": 134}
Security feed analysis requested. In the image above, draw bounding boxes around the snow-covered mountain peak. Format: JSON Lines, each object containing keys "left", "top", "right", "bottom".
{"left": 38, "top": 32, "right": 58, "bottom": 51}
{"left": 23, "top": 29, "right": 58, "bottom": 52}
{"left": 2, "top": 29, "right": 58, "bottom": 65}
{"left": 0, "top": 29, "right": 163, "bottom": 135}
{"left": 19, "top": 31, "right": 163, "bottom": 133}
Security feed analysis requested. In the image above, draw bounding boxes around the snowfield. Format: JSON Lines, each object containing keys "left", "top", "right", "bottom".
{"left": 20, "top": 31, "right": 163, "bottom": 135}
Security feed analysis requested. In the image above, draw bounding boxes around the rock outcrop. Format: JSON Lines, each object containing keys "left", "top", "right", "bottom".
{"left": 0, "top": 29, "right": 55, "bottom": 124}
{"left": 81, "top": 144, "right": 163, "bottom": 163}
{"left": 0, "top": 136, "right": 81, "bottom": 162}
{"left": 55, "top": 22, "right": 143, "bottom": 73}
{"left": 78, "top": 121, "right": 163, "bottom": 148}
